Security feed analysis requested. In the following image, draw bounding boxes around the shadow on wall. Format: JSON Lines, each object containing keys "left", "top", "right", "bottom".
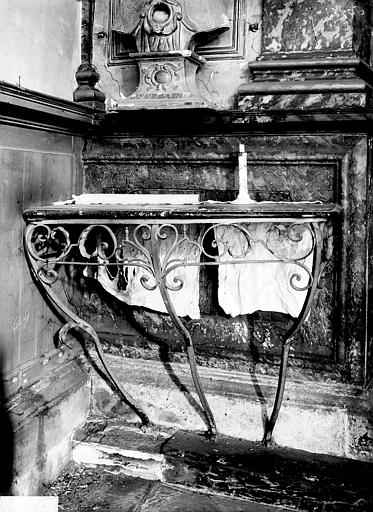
{"left": 0, "top": 350, "right": 14, "bottom": 494}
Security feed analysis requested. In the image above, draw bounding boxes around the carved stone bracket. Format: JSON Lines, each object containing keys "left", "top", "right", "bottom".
{"left": 115, "top": 51, "right": 210, "bottom": 110}
{"left": 110, "top": 0, "right": 229, "bottom": 110}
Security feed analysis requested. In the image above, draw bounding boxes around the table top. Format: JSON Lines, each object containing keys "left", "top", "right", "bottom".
{"left": 23, "top": 202, "right": 341, "bottom": 224}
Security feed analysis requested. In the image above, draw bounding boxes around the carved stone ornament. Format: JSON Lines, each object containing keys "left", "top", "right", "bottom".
{"left": 111, "top": 0, "right": 229, "bottom": 110}
{"left": 111, "top": 0, "right": 229, "bottom": 52}
{"left": 114, "top": 50, "right": 211, "bottom": 110}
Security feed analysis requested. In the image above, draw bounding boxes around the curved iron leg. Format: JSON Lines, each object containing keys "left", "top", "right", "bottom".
{"left": 262, "top": 222, "right": 324, "bottom": 445}
{"left": 262, "top": 342, "right": 291, "bottom": 445}
{"left": 159, "top": 288, "right": 217, "bottom": 437}
{"left": 60, "top": 321, "right": 150, "bottom": 426}
{"left": 150, "top": 226, "right": 217, "bottom": 437}
{"left": 24, "top": 228, "right": 151, "bottom": 427}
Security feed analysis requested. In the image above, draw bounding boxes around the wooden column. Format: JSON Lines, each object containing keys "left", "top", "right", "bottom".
{"left": 74, "top": 0, "right": 105, "bottom": 110}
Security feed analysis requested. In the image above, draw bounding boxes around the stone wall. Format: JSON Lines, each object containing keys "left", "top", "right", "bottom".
{"left": 262, "top": 0, "right": 369, "bottom": 57}
{"left": 79, "top": 130, "right": 369, "bottom": 384}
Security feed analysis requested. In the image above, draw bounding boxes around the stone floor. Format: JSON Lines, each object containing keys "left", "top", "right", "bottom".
{"left": 162, "top": 431, "right": 373, "bottom": 511}
{"left": 46, "top": 463, "right": 288, "bottom": 512}
{"left": 43, "top": 420, "right": 373, "bottom": 512}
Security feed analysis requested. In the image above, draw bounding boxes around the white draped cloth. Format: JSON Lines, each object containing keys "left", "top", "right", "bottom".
{"left": 215, "top": 223, "right": 313, "bottom": 318}
{"left": 86, "top": 223, "right": 313, "bottom": 320}
{"left": 86, "top": 226, "right": 201, "bottom": 319}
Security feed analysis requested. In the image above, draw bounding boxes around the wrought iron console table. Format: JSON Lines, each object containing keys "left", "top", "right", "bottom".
{"left": 23, "top": 202, "right": 340, "bottom": 443}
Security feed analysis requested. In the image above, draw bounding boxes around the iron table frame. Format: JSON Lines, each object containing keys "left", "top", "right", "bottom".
{"left": 23, "top": 202, "right": 340, "bottom": 443}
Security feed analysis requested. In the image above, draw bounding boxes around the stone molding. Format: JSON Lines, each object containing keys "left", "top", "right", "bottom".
{"left": 239, "top": 57, "right": 373, "bottom": 111}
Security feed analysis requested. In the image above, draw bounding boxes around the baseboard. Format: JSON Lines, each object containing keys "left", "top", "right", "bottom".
{"left": 5, "top": 358, "right": 90, "bottom": 494}
{"left": 89, "top": 355, "right": 373, "bottom": 460}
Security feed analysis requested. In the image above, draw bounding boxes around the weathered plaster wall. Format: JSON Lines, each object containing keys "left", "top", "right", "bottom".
{"left": 0, "top": 0, "right": 80, "bottom": 100}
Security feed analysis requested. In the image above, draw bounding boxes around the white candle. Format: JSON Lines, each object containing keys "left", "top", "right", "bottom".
{"left": 238, "top": 144, "right": 248, "bottom": 197}
{"left": 232, "top": 143, "right": 256, "bottom": 204}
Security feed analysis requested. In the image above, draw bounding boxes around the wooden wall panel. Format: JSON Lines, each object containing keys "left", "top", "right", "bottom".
{"left": 0, "top": 125, "right": 82, "bottom": 376}
{"left": 0, "top": 149, "right": 24, "bottom": 372}
{"left": 41, "top": 153, "right": 75, "bottom": 205}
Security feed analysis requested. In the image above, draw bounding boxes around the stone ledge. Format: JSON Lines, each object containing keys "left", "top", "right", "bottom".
{"left": 162, "top": 430, "right": 373, "bottom": 511}
{"left": 89, "top": 355, "right": 373, "bottom": 459}
{"left": 68, "top": 421, "right": 373, "bottom": 511}
{"left": 239, "top": 57, "right": 373, "bottom": 111}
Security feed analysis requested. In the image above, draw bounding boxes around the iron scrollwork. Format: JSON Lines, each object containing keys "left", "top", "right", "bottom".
{"left": 24, "top": 218, "right": 325, "bottom": 441}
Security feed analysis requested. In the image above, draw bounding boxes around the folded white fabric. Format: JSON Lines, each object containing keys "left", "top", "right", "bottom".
{"left": 84, "top": 223, "right": 313, "bottom": 320}
{"left": 86, "top": 226, "right": 201, "bottom": 319}
{"left": 215, "top": 223, "right": 313, "bottom": 318}
{"left": 54, "top": 193, "right": 200, "bottom": 205}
